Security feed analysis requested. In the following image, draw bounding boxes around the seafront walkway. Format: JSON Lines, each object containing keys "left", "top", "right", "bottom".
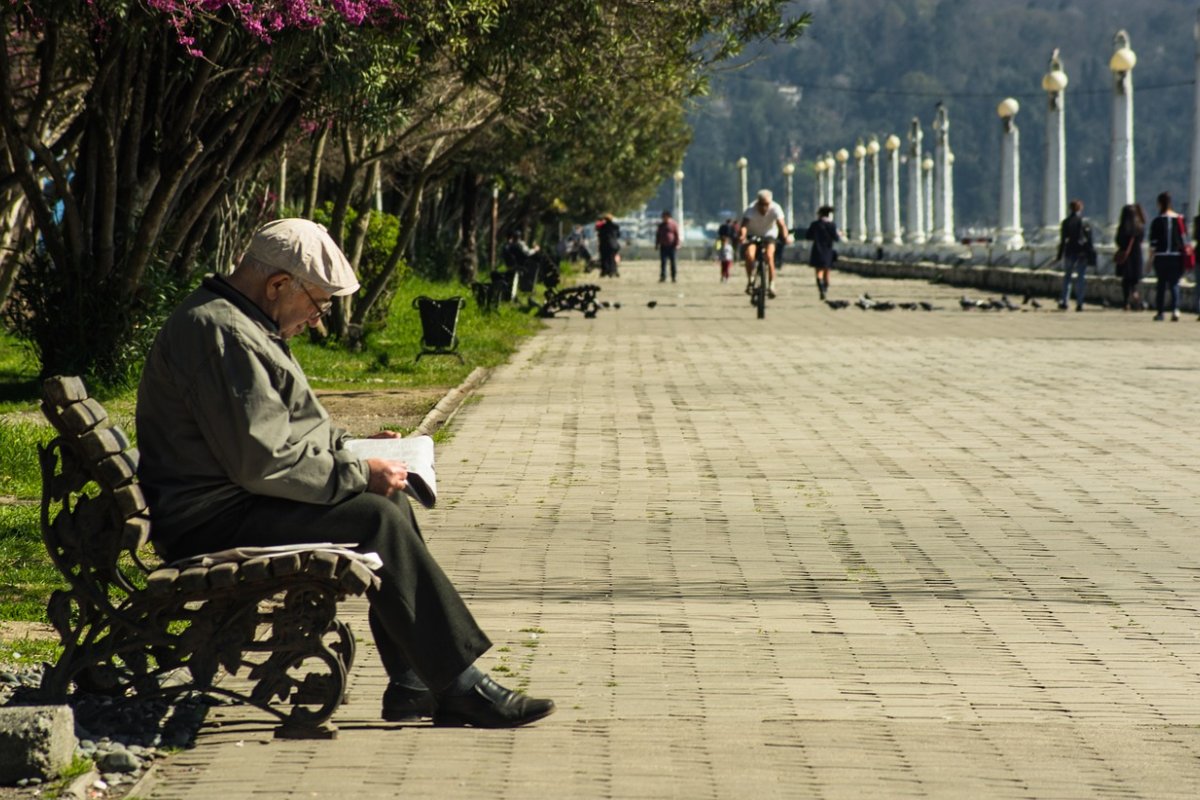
{"left": 143, "top": 258, "right": 1200, "bottom": 798}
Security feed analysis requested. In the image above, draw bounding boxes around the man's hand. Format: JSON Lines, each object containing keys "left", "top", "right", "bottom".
{"left": 367, "top": 430, "right": 402, "bottom": 440}
{"left": 367, "top": 458, "right": 408, "bottom": 496}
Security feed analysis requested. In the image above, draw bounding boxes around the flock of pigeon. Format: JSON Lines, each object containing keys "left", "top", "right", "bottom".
{"left": 826, "top": 293, "right": 1044, "bottom": 312}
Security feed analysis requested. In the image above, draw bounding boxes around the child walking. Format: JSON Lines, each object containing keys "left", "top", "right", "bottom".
{"left": 718, "top": 238, "right": 733, "bottom": 282}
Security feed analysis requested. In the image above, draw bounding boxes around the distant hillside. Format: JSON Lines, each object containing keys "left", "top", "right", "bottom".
{"left": 648, "top": 0, "right": 1198, "bottom": 233}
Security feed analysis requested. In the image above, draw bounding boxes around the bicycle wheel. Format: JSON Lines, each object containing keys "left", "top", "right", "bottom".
{"left": 755, "top": 254, "right": 767, "bottom": 318}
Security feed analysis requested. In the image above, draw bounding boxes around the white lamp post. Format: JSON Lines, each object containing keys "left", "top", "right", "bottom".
{"left": 922, "top": 155, "right": 935, "bottom": 239}
{"left": 931, "top": 104, "right": 956, "bottom": 245}
{"left": 884, "top": 134, "right": 902, "bottom": 245}
{"left": 782, "top": 162, "right": 795, "bottom": 228}
{"left": 1041, "top": 49, "right": 1068, "bottom": 243}
{"left": 822, "top": 154, "right": 834, "bottom": 209}
{"left": 673, "top": 169, "right": 685, "bottom": 241}
{"left": 905, "top": 118, "right": 926, "bottom": 245}
{"left": 736, "top": 156, "right": 749, "bottom": 212}
{"left": 854, "top": 141, "right": 867, "bottom": 242}
{"left": 835, "top": 149, "right": 849, "bottom": 228}
{"left": 996, "top": 97, "right": 1025, "bottom": 249}
{"left": 867, "top": 136, "right": 882, "bottom": 244}
{"left": 1108, "top": 31, "right": 1136, "bottom": 237}
{"left": 814, "top": 158, "right": 827, "bottom": 220}
{"left": 1191, "top": 12, "right": 1200, "bottom": 220}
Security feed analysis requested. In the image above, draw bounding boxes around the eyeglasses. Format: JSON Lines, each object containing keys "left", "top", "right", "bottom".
{"left": 298, "top": 281, "right": 333, "bottom": 320}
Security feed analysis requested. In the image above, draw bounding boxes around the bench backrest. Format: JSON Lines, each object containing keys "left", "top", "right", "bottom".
{"left": 39, "top": 376, "right": 153, "bottom": 609}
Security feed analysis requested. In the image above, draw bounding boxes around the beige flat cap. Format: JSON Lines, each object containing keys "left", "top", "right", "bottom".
{"left": 246, "top": 218, "right": 359, "bottom": 296}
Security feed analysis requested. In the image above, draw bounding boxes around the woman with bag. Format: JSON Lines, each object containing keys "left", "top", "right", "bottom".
{"left": 1148, "top": 192, "right": 1190, "bottom": 321}
{"left": 1114, "top": 203, "right": 1145, "bottom": 311}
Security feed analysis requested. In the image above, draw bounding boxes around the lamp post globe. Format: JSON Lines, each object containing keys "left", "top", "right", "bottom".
{"left": 1110, "top": 46, "right": 1137, "bottom": 73}
{"left": 1042, "top": 69, "right": 1068, "bottom": 93}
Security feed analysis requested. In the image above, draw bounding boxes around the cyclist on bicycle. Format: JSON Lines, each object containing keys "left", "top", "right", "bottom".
{"left": 739, "top": 189, "right": 790, "bottom": 298}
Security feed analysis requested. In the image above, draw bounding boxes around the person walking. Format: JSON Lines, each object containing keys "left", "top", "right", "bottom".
{"left": 1113, "top": 203, "right": 1145, "bottom": 311}
{"left": 1148, "top": 191, "right": 1187, "bottom": 321}
{"left": 596, "top": 214, "right": 622, "bottom": 278}
{"left": 656, "top": 209, "right": 681, "bottom": 283}
{"left": 717, "top": 237, "right": 733, "bottom": 283}
{"left": 805, "top": 205, "right": 840, "bottom": 300}
{"left": 1056, "top": 199, "right": 1094, "bottom": 311}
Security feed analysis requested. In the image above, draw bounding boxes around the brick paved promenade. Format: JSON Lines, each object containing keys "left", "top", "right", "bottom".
{"left": 146, "top": 259, "right": 1200, "bottom": 799}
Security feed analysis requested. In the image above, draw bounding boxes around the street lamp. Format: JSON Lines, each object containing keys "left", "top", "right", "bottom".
{"left": 884, "top": 134, "right": 902, "bottom": 245}
{"left": 866, "top": 136, "right": 882, "bottom": 244}
{"left": 814, "top": 158, "right": 827, "bottom": 220}
{"left": 782, "top": 162, "right": 795, "bottom": 228}
{"left": 1041, "top": 49, "right": 1068, "bottom": 243}
{"left": 931, "top": 103, "right": 955, "bottom": 245}
{"left": 905, "top": 119, "right": 925, "bottom": 245}
{"left": 823, "top": 154, "right": 836, "bottom": 208}
{"left": 996, "top": 97, "right": 1024, "bottom": 249}
{"left": 922, "top": 155, "right": 934, "bottom": 239}
{"left": 854, "top": 141, "right": 867, "bottom": 242}
{"left": 736, "top": 156, "right": 748, "bottom": 211}
{"left": 1108, "top": 31, "right": 1136, "bottom": 234}
{"left": 834, "top": 148, "right": 849, "bottom": 229}
{"left": 672, "top": 169, "right": 685, "bottom": 241}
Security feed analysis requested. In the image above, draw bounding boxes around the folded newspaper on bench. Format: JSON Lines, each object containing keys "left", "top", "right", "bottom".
{"left": 171, "top": 543, "right": 383, "bottom": 572}
{"left": 343, "top": 435, "right": 437, "bottom": 509}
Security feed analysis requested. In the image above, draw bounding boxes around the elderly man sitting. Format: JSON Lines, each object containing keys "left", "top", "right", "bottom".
{"left": 135, "top": 218, "right": 555, "bottom": 728}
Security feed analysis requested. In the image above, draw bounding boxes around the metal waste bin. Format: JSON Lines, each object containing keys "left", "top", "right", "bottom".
{"left": 413, "top": 296, "right": 465, "bottom": 362}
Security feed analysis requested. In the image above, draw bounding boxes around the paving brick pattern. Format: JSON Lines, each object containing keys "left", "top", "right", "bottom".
{"left": 146, "top": 261, "right": 1200, "bottom": 799}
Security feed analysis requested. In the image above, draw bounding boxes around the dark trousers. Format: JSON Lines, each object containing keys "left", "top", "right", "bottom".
{"left": 1155, "top": 257, "right": 1183, "bottom": 314}
{"left": 659, "top": 246, "right": 677, "bottom": 281}
{"left": 165, "top": 492, "right": 491, "bottom": 693}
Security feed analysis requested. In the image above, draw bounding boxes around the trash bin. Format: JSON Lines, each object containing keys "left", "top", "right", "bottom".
{"left": 413, "top": 296, "right": 465, "bottom": 362}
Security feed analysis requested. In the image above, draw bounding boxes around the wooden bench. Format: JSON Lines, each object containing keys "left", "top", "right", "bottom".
{"left": 34, "top": 376, "right": 379, "bottom": 738}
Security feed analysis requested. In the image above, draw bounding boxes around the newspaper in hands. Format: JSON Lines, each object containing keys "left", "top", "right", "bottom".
{"left": 344, "top": 435, "right": 437, "bottom": 508}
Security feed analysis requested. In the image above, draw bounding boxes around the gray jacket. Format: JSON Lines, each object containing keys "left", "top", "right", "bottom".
{"left": 136, "top": 276, "right": 369, "bottom": 554}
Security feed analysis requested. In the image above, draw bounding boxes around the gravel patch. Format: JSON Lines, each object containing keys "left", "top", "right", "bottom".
{"left": 1, "top": 664, "right": 210, "bottom": 799}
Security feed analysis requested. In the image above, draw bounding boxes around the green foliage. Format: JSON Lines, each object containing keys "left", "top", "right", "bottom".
{"left": 0, "top": 503, "right": 61, "bottom": 623}
{"left": 294, "top": 272, "right": 543, "bottom": 389}
{"left": 0, "top": 418, "right": 52, "bottom": 498}
{"left": 312, "top": 202, "right": 409, "bottom": 324}
{"left": 1, "top": 251, "right": 192, "bottom": 389}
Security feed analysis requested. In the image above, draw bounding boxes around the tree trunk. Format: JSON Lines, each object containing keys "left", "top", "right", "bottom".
{"left": 457, "top": 169, "right": 481, "bottom": 284}
{"left": 302, "top": 126, "right": 328, "bottom": 219}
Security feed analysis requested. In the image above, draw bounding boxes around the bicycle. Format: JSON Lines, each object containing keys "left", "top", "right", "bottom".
{"left": 745, "top": 235, "right": 769, "bottom": 319}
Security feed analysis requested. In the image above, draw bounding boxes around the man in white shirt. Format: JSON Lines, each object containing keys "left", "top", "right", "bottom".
{"left": 739, "top": 189, "right": 791, "bottom": 297}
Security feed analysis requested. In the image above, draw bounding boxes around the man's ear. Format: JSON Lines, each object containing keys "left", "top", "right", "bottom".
{"left": 265, "top": 272, "right": 292, "bottom": 299}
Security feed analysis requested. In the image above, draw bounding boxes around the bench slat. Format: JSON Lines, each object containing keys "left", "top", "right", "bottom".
{"left": 146, "top": 568, "right": 180, "bottom": 597}
{"left": 43, "top": 376, "right": 88, "bottom": 406}
{"left": 96, "top": 449, "right": 138, "bottom": 487}
{"left": 79, "top": 427, "right": 131, "bottom": 462}
{"left": 114, "top": 484, "right": 148, "bottom": 518}
{"left": 307, "top": 551, "right": 339, "bottom": 580}
{"left": 59, "top": 398, "right": 109, "bottom": 434}
{"left": 207, "top": 562, "right": 239, "bottom": 589}
{"left": 239, "top": 557, "right": 271, "bottom": 583}
{"left": 177, "top": 565, "right": 209, "bottom": 594}
{"left": 269, "top": 553, "right": 302, "bottom": 578}
{"left": 339, "top": 560, "right": 375, "bottom": 594}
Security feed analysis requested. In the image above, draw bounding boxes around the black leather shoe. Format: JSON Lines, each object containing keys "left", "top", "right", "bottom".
{"left": 382, "top": 683, "right": 437, "bottom": 722}
{"left": 434, "top": 674, "right": 555, "bottom": 728}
